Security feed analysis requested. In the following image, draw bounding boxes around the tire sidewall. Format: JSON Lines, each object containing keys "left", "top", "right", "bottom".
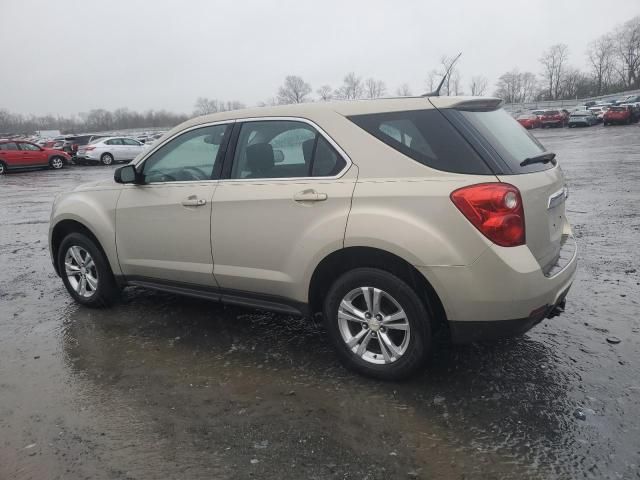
{"left": 57, "top": 232, "right": 115, "bottom": 307}
{"left": 323, "top": 268, "right": 431, "bottom": 380}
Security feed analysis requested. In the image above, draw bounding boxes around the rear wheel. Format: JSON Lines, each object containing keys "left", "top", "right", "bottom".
{"left": 323, "top": 268, "right": 431, "bottom": 380}
{"left": 100, "top": 153, "right": 114, "bottom": 166}
{"left": 49, "top": 156, "right": 64, "bottom": 170}
{"left": 0, "top": 161, "right": 6, "bottom": 175}
{"left": 57, "top": 232, "right": 119, "bottom": 307}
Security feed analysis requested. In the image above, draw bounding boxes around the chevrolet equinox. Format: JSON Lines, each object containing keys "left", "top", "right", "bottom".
{"left": 49, "top": 96, "right": 577, "bottom": 379}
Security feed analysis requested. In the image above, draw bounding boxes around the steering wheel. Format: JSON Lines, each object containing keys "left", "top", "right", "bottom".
{"left": 181, "top": 166, "right": 209, "bottom": 180}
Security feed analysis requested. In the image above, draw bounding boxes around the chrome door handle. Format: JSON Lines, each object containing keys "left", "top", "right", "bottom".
{"left": 181, "top": 196, "right": 206, "bottom": 207}
{"left": 293, "top": 190, "right": 328, "bottom": 202}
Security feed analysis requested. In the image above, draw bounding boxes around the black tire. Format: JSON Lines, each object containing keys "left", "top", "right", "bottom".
{"left": 0, "top": 160, "right": 6, "bottom": 175}
{"left": 323, "top": 268, "right": 432, "bottom": 380}
{"left": 49, "top": 156, "right": 65, "bottom": 170}
{"left": 100, "top": 153, "right": 114, "bottom": 166}
{"left": 57, "top": 232, "right": 119, "bottom": 308}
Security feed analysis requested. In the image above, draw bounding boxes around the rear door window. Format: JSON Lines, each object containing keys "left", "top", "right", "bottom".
{"left": 348, "top": 109, "right": 492, "bottom": 175}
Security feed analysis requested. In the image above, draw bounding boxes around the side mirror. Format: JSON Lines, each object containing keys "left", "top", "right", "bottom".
{"left": 273, "top": 149, "right": 285, "bottom": 163}
{"left": 114, "top": 164, "right": 138, "bottom": 184}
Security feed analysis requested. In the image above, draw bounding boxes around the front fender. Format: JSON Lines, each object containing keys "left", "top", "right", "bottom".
{"left": 49, "top": 189, "right": 122, "bottom": 275}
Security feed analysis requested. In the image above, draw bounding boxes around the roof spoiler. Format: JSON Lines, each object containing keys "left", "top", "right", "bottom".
{"left": 450, "top": 98, "right": 503, "bottom": 112}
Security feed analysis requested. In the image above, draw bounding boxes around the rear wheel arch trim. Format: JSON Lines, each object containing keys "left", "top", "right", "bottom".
{"left": 308, "top": 246, "right": 448, "bottom": 332}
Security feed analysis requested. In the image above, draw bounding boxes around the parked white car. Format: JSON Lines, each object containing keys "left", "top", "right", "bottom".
{"left": 76, "top": 137, "right": 149, "bottom": 165}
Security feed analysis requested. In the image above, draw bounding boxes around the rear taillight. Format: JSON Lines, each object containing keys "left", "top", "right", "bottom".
{"left": 450, "top": 183, "right": 525, "bottom": 247}
{"left": 85, "top": 146, "right": 96, "bottom": 151}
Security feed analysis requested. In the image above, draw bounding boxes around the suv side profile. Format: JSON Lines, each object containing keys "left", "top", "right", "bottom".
{"left": 49, "top": 97, "right": 577, "bottom": 379}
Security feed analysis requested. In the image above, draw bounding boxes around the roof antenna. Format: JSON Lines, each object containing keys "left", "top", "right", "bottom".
{"left": 422, "top": 52, "right": 462, "bottom": 97}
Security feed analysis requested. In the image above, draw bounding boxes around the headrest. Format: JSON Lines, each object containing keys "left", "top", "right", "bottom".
{"left": 246, "top": 143, "right": 274, "bottom": 175}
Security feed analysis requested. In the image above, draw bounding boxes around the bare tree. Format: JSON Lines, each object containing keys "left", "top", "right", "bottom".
{"left": 521, "top": 72, "right": 539, "bottom": 102}
{"left": 494, "top": 69, "right": 538, "bottom": 103}
{"left": 425, "top": 69, "right": 439, "bottom": 93}
{"left": 469, "top": 76, "right": 488, "bottom": 96}
{"left": 395, "top": 83, "right": 412, "bottom": 96}
{"left": 614, "top": 16, "right": 640, "bottom": 88}
{"left": 560, "top": 67, "right": 587, "bottom": 99}
{"left": 316, "top": 85, "right": 333, "bottom": 101}
{"left": 194, "top": 98, "right": 245, "bottom": 116}
{"left": 587, "top": 34, "right": 616, "bottom": 95}
{"left": 364, "top": 78, "right": 387, "bottom": 99}
{"left": 194, "top": 97, "right": 220, "bottom": 116}
{"left": 277, "top": 75, "right": 312, "bottom": 104}
{"left": 449, "top": 71, "right": 463, "bottom": 95}
{"left": 539, "top": 44, "right": 569, "bottom": 100}
{"left": 334, "top": 73, "right": 364, "bottom": 100}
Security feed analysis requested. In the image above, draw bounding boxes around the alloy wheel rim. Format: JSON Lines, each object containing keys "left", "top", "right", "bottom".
{"left": 64, "top": 246, "right": 98, "bottom": 298}
{"left": 337, "top": 287, "right": 410, "bottom": 365}
{"left": 52, "top": 158, "right": 63, "bottom": 168}
{"left": 103, "top": 155, "right": 112, "bottom": 165}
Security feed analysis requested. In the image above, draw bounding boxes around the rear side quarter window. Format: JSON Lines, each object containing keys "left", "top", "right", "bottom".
{"left": 348, "top": 109, "right": 492, "bottom": 175}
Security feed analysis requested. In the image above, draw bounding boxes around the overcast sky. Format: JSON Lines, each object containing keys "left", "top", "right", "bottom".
{"left": 1, "top": 0, "right": 639, "bottom": 116}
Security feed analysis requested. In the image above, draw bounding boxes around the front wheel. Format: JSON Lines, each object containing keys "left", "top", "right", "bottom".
{"left": 100, "top": 153, "right": 114, "bottom": 166}
{"left": 0, "top": 161, "right": 6, "bottom": 175}
{"left": 49, "top": 156, "right": 64, "bottom": 170}
{"left": 57, "top": 232, "right": 119, "bottom": 307}
{"left": 323, "top": 268, "right": 432, "bottom": 380}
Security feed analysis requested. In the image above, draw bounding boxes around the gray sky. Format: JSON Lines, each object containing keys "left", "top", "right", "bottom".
{"left": 2, "top": 0, "right": 639, "bottom": 116}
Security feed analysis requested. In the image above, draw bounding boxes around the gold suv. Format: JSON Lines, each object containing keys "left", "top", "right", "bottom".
{"left": 49, "top": 97, "right": 577, "bottom": 379}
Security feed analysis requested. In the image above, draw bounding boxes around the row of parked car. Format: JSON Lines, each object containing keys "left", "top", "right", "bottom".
{"left": 516, "top": 94, "right": 640, "bottom": 129}
{"left": 0, "top": 132, "right": 166, "bottom": 174}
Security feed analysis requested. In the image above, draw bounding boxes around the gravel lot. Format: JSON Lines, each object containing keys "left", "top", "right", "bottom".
{"left": 1, "top": 124, "right": 639, "bottom": 480}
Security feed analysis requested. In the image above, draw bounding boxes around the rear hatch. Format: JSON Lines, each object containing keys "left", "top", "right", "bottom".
{"left": 431, "top": 98, "right": 568, "bottom": 272}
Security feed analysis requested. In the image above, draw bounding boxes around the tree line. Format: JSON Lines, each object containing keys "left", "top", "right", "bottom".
{"left": 2, "top": 16, "right": 638, "bottom": 135}
{"left": 496, "top": 16, "right": 640, "bottom": 103}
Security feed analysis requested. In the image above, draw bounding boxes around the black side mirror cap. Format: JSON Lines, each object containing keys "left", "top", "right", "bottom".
{"left": 114, "top": 164, "right": 139, "bottom": 184}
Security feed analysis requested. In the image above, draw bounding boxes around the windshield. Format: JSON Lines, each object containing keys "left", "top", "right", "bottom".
{"left": 89, "top": 137, "right": 104, "bottom": 144}
{"left": 609, "top": 106, "right": 625, "bottom": 112}
{"left": 544, "top": 110, "right": 560, "bottom": 115}
{"left": 456, "top": 108, "right": 551, "bottom": 174}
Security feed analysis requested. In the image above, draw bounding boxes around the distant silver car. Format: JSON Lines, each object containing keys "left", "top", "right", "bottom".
{"left": 76, "top": 137, "right": 149, "bottom": 165}
{"left": 568, "top": 110, "right": 598, "bottom": 127}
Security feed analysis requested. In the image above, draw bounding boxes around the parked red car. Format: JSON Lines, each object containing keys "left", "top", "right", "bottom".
{"left": 603, "top": 106, "right": 633, "bottom": 125}
{"left": 516, "top": 113, "right": 541, "bottom": 129}
{"left": 539, "top": 110, "right": 567, "bottom": 128}
{"left": 0, "top": 140, "right": 70, "bottom": 174}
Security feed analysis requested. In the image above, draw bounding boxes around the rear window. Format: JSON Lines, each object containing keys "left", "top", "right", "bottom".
{"left": 348, "top": 109, "right": 492, "bottom": 175}
{"left": 545, "top": 110, "right": 560, "bottom": 115}
{"left": 609, "top": 106, "right": 625, "bottom": 111}
{"left": 453, "top": 108, "right": 552, "bottom": 174}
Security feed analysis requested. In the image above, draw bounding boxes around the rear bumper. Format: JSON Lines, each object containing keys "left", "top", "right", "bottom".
{"left": 448, "top": 286, "right": 570, "bottom": 343}
{"left": 416, "top": 234, "right": 578, "bottom": 343}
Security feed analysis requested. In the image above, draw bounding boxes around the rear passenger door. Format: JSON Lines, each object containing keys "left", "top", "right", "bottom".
{"left": 0, "top": 142, "right": 22, "bottom": 167}
{"left": 105, "top": 138, "right": 126, "bottom": 160}
{"left": 210, "top": 119, "right": 357, "bottom": 303}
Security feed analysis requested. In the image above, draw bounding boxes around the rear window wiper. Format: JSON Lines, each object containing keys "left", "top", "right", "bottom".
{"left": 520, "top": 152, "right": 556, "bottom": 167}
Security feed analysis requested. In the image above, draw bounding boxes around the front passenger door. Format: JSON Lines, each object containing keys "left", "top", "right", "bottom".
{"left": 116, "top": 123, "right": 232, "bottom": 286}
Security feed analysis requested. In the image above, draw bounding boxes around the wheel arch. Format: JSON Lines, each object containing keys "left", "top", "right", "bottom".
{"left": 51, "top": 219, "right": 110, "bottom": 277}
{"left": 308, "top": 246, "right": 448, "bottom": 334}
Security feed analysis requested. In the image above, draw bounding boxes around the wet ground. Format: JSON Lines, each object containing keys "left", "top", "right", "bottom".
{"left": 1, "top": 124, "right": 639, "bottom": 480}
